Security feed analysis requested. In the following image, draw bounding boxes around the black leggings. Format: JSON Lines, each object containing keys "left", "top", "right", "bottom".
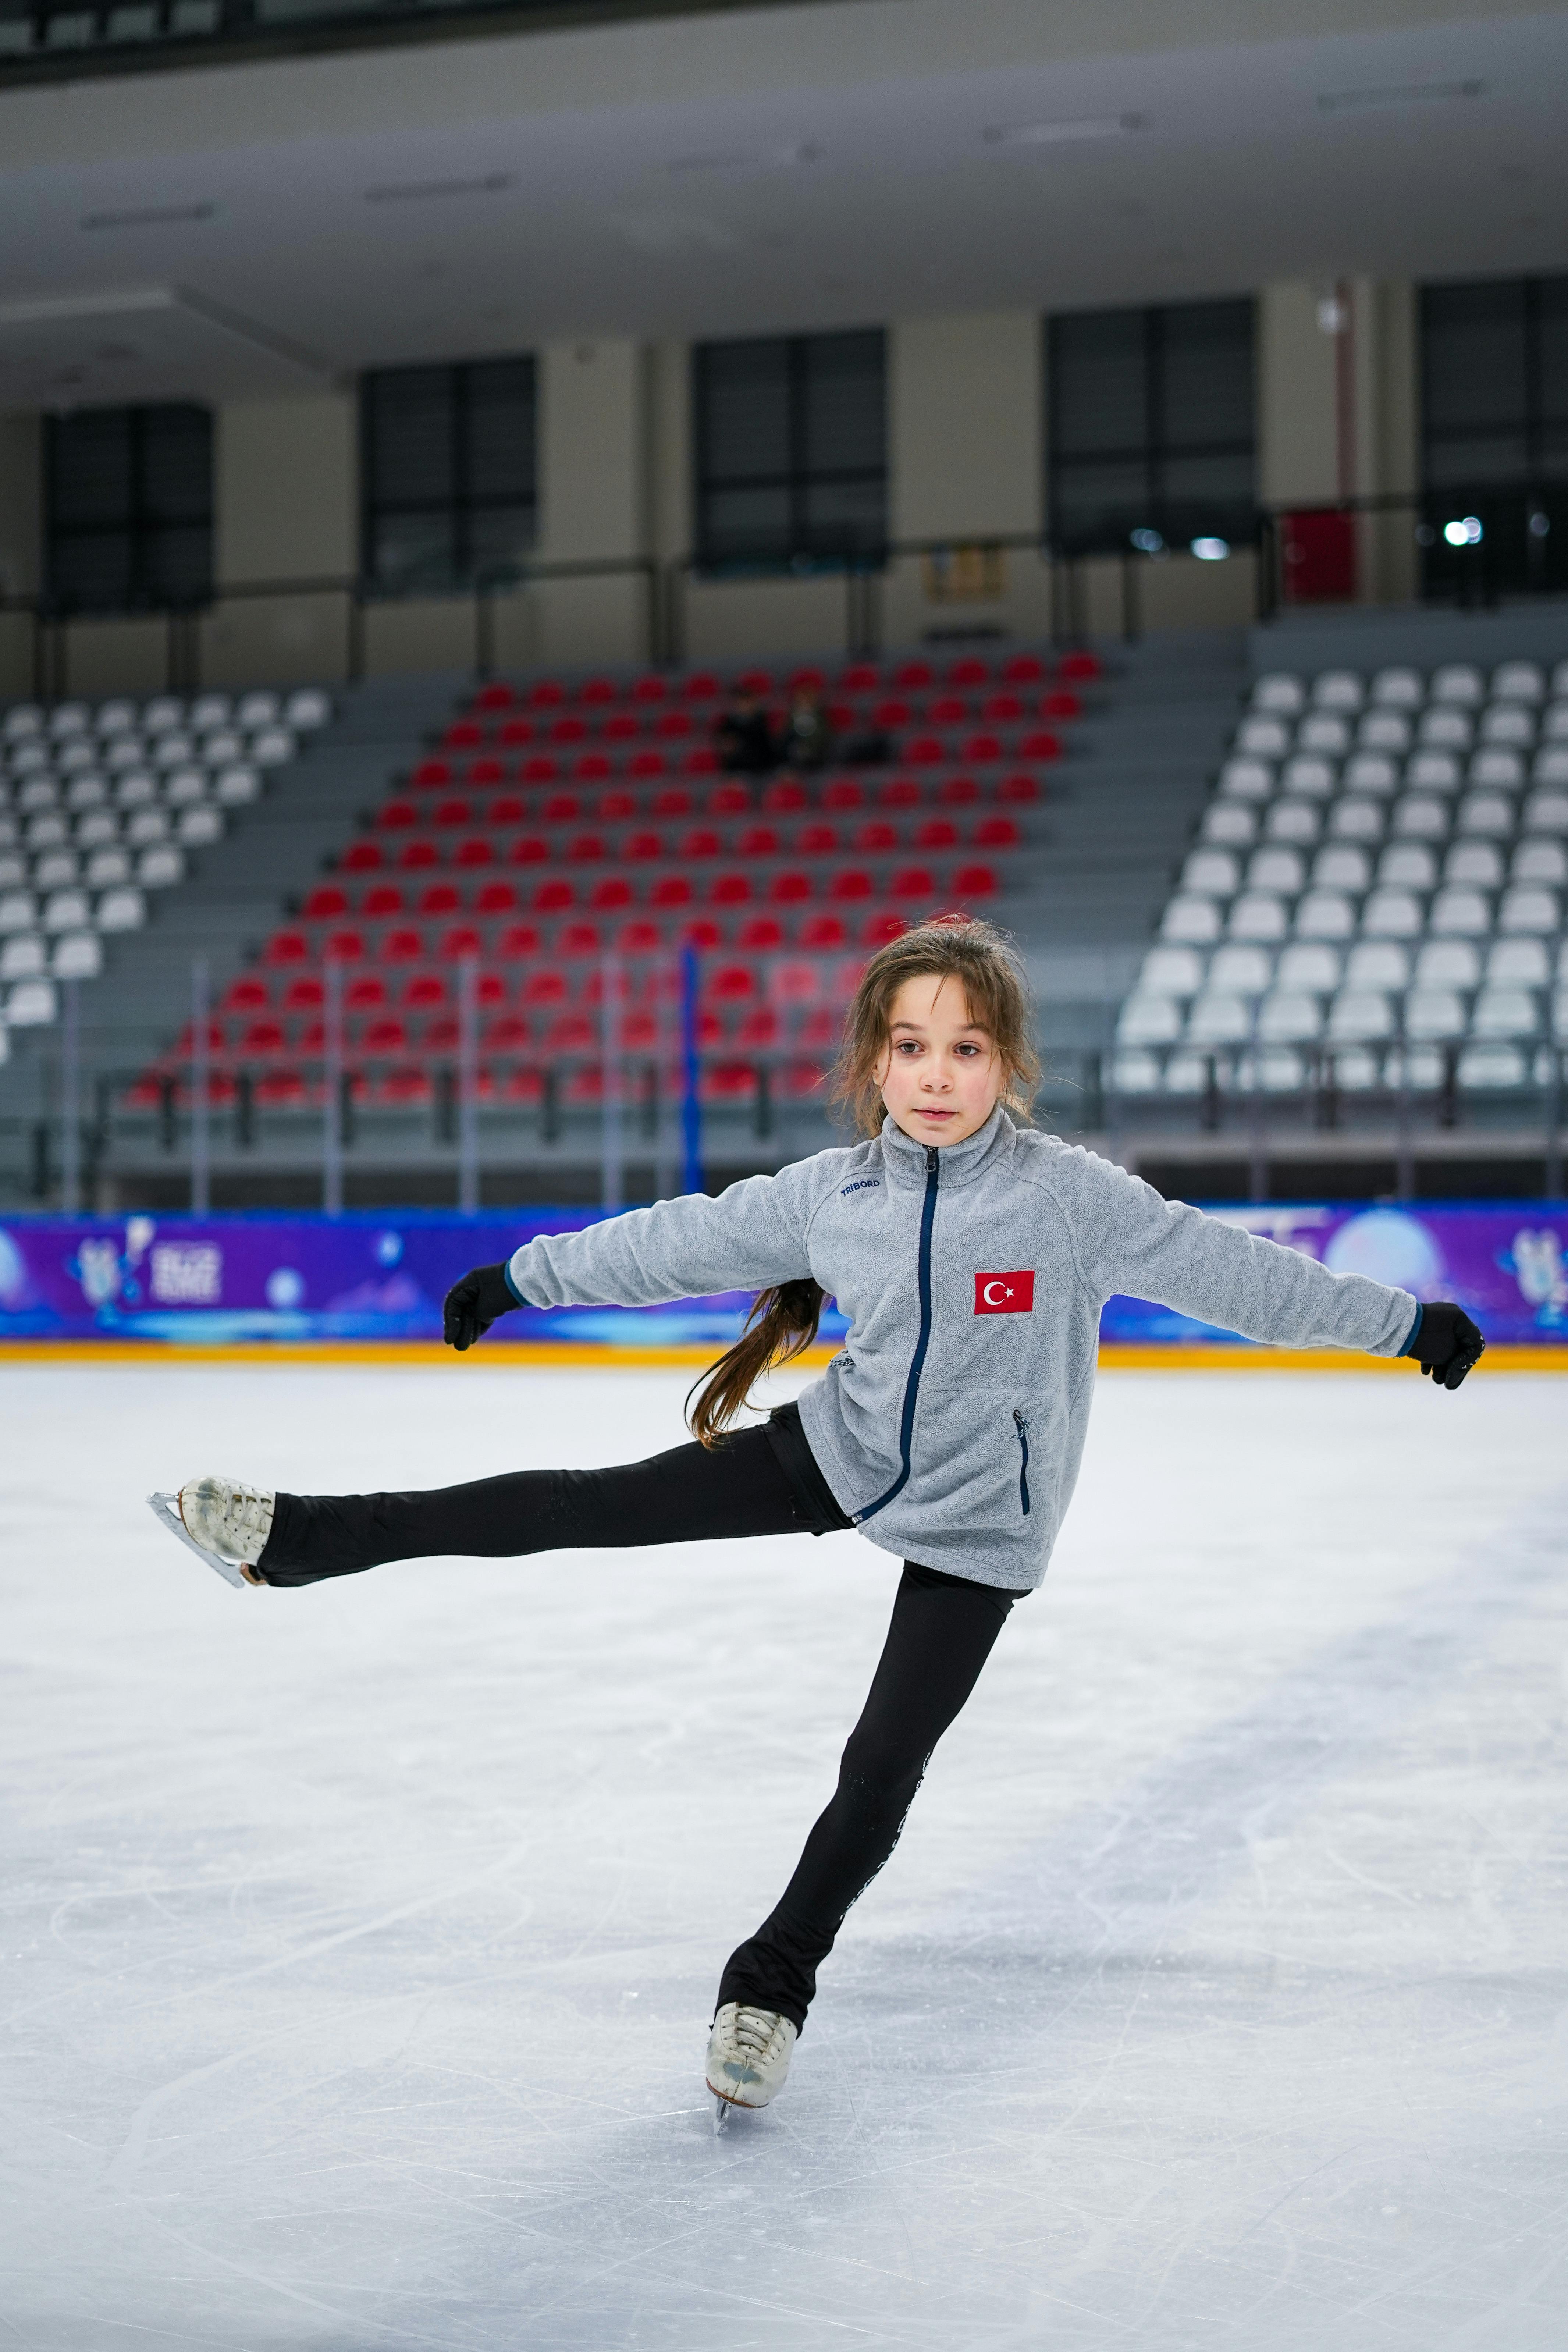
{"left": 257, "top": 1406, "right": 1022, "bottom": 2032}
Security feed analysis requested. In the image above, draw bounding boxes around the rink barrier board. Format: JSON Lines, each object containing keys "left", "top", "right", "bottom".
{"left": 0, "top": 1342, "right": 1563, "bottom": 1371}
{"left": 0, "top": 1202, "right": 1564, "bottom": 1351}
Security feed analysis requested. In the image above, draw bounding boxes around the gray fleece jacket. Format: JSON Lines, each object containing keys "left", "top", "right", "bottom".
{"left": 506, "top": 1108, "right": 1418, "bottom": 1591}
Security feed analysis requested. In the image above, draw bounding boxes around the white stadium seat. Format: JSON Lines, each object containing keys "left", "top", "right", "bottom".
{"left": 1431, "top": 665, "right": 1484, "bottom": 705}
{"left": 1311, "top": 670, "right": 1363, "bottom": 710}
{"left": 1455, "top": 792, "right": 1514, "bottom": 838}
{"left": 1370, "top": 667, "right": 1423, "bottom": 706}
{"left": 1446, "top": 840, "right": 1504, "bottom": 887}
{"left": 1415, "top": 938, "right": 1483, "bottom": 989}
{"left": 1420, "top": 708, "right": 1473, "bottom": 748}
{"left": 1523, "top": 789, "right": 1568, "bottom": 833}
{"left": 1362, "top": 888, "right": 1423, "bottom": 938}
{"left": 1228, "top": 891, "right": 1289, "bottom": 942}
{"left": 1314, "top": 844, "right": 1372, "bottom": 890}
{"left": 1498, "top": 885, "right": 1561, "bottom": 935}
{"left": 1405, "top": 987, "right": 1467, "bottom": 1041}
{"left": 1117, "top": 995, "right": 1184, "bottom": 1047}
{"left": 1513, "top": 839, "right": 1567, "bottom": 884}
{"left": 1358, "top": 711, "right": 1411, "bottom": 751}
{"left": 1263, "top": 800, "right": 1320, "bottom": 843}
{"left": 1487, "top": 937, "right": 1550, "bottom": 987}
{"left": 51, "top": 932, "right": 102, "bottom": 980}
{"left": 1181, "top": 849, "right": 1240, "bottom": 896}
{"left": 1162, "top": 895, "right": 1224, "bottom": 944}
{"left": 1252, "top": 673, "right": 1305, "bottom": 711}
{"left": 1472, "top": 988, "right": 1539, "bottom": 1041}
{"left": 1208, "top": 943, "right": 1273, "bottom": 995}
{"left": 1430, "top": 887, "right": 1492, "bottom": 937}
{"left": 1345, "top": 940, "right": 1410, "bottom": 990}
{"left": 1342, "top": 753, "right": 1399, "bottom": 796}
{"left": 1459, "top": 1043, "right": 1527, "bottom": 1087}
{"left": 1492, "top": 661, "right": 1545, "bottom": 702}
{"left": 1469, "top": 749, "right": 1527, "bottom": 789}
{"left": 1295, "top": 889, "right": 1355, "bottom": 940}
{"left": 1277, "top": 942, "right": 1341, "bottom": 993}
{"left": 1219, "top": 758, "right": 1274, "bottom": 800}
{"left": 1201, "top": 802, "right": 1257, "bottom": 845}
{"left": 1299, "top": 714, "right": 1351, "bottom": 755}
{"left": 1391, "top": 794, "right": 1448, "bottom": 839}
{"left": 1281, "top": 755, "right": 1337, "bottom": 799}
{"left": 1407, "top": 750, "right": 1462, "bottom": 792}
{"left": 6, "top": 978, "right": 57, "bottom": 1025}
{"left": 1247, "top": 846, "right": 1306, "bottom": 893}
{"left": 1187, "top": 992, "right": 1253, "bottom": 1045}
{"left": 1138, "top": 945, "right": 1206, "bottom": 996}
{"left": 1380, "top": 843, "right": 1438, "bottom": 889}
{"left": 1236, "top": 717, "right": 1291, "bottom": 758}
{"left": 1329, "top": 797, "right": 1385, "bottom": 842}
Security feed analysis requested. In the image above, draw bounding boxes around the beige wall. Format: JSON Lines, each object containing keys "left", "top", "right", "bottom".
{"left": 200, "top": 392, "right": 358, "bottom": 687}
{"left": 1259, "top": 281, "right": 1342, "bottom": 508}
{"left": 535, "top": 338, "right": 651, "bottom": 668}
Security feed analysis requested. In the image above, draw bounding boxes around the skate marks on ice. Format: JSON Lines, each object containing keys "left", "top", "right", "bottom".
{"left": 811, "top": 1483, "right": 1568, "bottom": 2351}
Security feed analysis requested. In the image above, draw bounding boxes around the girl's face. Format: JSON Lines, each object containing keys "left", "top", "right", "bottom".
{"left": 875, "top": 974, "right": 1004, "bottom": 1147}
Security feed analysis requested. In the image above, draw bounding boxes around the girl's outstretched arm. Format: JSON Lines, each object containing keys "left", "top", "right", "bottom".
{"left": 1070, "top": 1150, "right": 1473, "bottom": 1370}
{"left": 476, "top": 1162, "right": 831, "bottom": 1328}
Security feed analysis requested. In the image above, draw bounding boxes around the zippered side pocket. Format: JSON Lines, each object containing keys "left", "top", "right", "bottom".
{"left": 1012, "top": 1408, "right": 1031, "bottom": 1517}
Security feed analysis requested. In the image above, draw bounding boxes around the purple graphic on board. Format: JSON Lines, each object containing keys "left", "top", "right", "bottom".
{"left": 0, "top": 1202, "right": 1563, "bottom": 1347}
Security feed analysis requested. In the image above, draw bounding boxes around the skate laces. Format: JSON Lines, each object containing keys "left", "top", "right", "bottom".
{"left": 729, "top": 2006, "right": 783, "bottom": 2057}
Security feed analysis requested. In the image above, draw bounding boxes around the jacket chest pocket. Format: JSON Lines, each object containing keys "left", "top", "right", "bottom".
{"left": 1012, "top": 1409, "right": 1031, "bottom": 1516}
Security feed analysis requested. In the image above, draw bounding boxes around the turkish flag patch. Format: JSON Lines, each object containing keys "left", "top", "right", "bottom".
{"left": 974, "top": 1271, "right": 1035, "bottom": 1315}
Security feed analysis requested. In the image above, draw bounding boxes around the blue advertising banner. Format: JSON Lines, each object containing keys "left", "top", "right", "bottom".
{"left": 0, "top": 1201, "right": 1565, "bottom": 1349}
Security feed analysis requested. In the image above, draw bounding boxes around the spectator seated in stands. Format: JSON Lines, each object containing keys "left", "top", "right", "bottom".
{"left": 715, "top": 690, "right": 778, "bottom": 778}
{"left": 780, "top": 684, "right": 833, "bottom": 772}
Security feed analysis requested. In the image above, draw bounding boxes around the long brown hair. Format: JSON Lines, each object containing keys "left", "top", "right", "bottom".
{"left": 686, "top": 914, "right": 1039, "bottom": 1446}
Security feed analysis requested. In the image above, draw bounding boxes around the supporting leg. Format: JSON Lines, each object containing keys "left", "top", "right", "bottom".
{"left": 716, "top": 1562, "right": 1021, "bottom": 2032}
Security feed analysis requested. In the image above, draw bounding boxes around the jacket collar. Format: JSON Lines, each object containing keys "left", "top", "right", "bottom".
{"left": 878, "top": 1104, "right": 1017, "bottom": 1189}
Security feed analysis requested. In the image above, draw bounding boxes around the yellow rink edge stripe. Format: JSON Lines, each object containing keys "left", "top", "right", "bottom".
{"left": 0, "top": 1341, "right": 1562, "bottom": 1371}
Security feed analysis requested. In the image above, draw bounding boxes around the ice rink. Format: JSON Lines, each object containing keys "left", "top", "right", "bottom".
{"left": 2, "top": 1357, "right": 1565, "bottom": 2351}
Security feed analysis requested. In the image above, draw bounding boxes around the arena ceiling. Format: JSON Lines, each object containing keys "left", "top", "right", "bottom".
{"left": 0, "top": 0, "right": 1565, "bottom": 406}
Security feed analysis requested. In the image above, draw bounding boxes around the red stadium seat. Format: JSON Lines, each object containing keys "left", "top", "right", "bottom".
{"left": 574, "top": 753, "right": 613, "bottom": 782}
{"left": 595, "top": 789, "right": 637, "bottom": 822}
{"left": 256, "top": 1069, "right": 307, "bottom": 1107}
{"left": 346, "top": 974, "right": 386, "bottom": 1010}
{"left": 509, "top": 835, "right": 549, "bottom": 866}
{"left": 928, "top": 696, "right": 968, "bottom": 726}
{"left": 380, "top": 927, "right": 426, "bottom": 963}
{"left": 710, "top": 961, "right": 756, "bottom": 1002}
{"left": 621, "top": 1008, "right": 660, "bottom": 1051}
{"left": 302, "top": 885, "right": 349, "bottom": 920}
{"left": 484, "top": 1012, "right": 533, "bottom": 1051}
{"left": 685, "top": 919, "right": 724, "bottom": 951}
{"left": 796, "top": 1006, "right": 841, "bottom": 1050}
{"left": 823, "top": 778, "right": 864, "bottom": 811}
{"left": 1018, "top": 732, "right": 1063, "bottom": 763}
{"left": 528, "top": 679, "right": 567, "bottom": 706}
{"left": 502, "top": 1067, "right": 543, "bottom": 1103}
{"left": 654, "top": 709, "right": 693, "bottom": 738}
{"left": 975, "top": 815, "right": 1021, "bottom": 849}
{"left": 559, "top": 920, "right": 601, "bottom": 955}
{"left": 629, "top": 749, "right": 668, "bottom": 778}
{"left": 568, "top": 832, "right": 606, "bottom": 862}
{"left": 265, "top": 929, "right": 310, "bottom": 965}
{"left": 239, "top": 1018, "right": 287, "bottom": 1056}
{"left": 624, "top": 829, "right": 664, "bottom": 861}
{"left": 362, "top": 1016, "right": 409, "bottom": 1055}
{"left": 998, "top": 773, "right": 1041, "bottom": 804}
{"left": 590, "top": 875, "right": 634, "bottom": 911}
{"left": 947, "top": 657, "right": 990, "bottom": 687}
{"left": 890, "top": 864, "right": 935, "bottom": 899}
{"left": 680, "top": 828, "right": 722, "bottom": 861}
{"left": 549, "top": 715, "right": 589, "bottom": 744}
{"left": 523, "top": 969, "right": 569, "bottom": 1007}
{"left": 829, "top": 868, "right": 874, "bottom": 902}
{"left": 454, "top": 837, "right": 494, "bottom": 867}
{"left": 876, "top": 776, "right": 921, "bottom": 808}
{"left": 838, "top": 662, "right": 880, "bottom": 693}
{"left": 738, "top": 824, "right": 781, "bottom": 859}
{"left": 221, "top": 975, "right": 270, "bottom": 1012}
{"left": 476, "top": 682, "right": 515, "bottom": 710}
{"left": 603, "top": 712, "right": 640, "bottom": 742}
{"left": 952, "top": 863, "right": 997, "bottom": 896}
{"left": 854, "top": 820, "right": 899, "bottom": 853}
{"left": 521, "top": 755, "right": 559, "bottom": 784}
{"left": 982, "top": 693, "right": 1025, "bottom": 722}
{"left": 736, "top": 1005, "right": 780, "bottom": 1049}
{"left": 497, "top": 923, "right": 543, "bottom": 958}
{"left": 894, "top": 660, "right": 933, "bottom": 689}
{"left": 796, "top": 822, "right": 837, "bottom": 855}
{"left": 736, "top": 668, "right": 773, "bottom": 695}
{"left": 578, "top": 676, "right": 619, "bottom": 706}
{"left": 768, "top": 869, "right": 813, "bottom": 905}
{"left": 544, "top": 1011, "right": 596, "bottom": 1054}
{"left": 499, "top": 717, "right": 534, "bottom": 746}
{"left": 1002, "top": 654, "right": 1046, "bottom": 684}
{"left": 542, "top": 793, "right": 582, "bottom": 823}
{"left": 444, "top": 719, "right": 483, "bottom": 749}
{"left": 706, "top": 782, "right": 750, "bottom": 816}
{"left": 395, "top": 840, "right": 438, "bottom": 870}
{"left": 486, "top": 795, "right": 527, "bottom": 826}
{"left": 760, "top": 777, "right": 808, "bottom": 812}
{"left": 534, "top": 878, "right": 575, "bottom": 912}
{"left": 915, "top": 818, "right": 959, "bottom": 850}
{"left": 873, "top": 698, "right": 910, "bottom": 728}
{"left": 439, "top": 924, "right": 484, "bottom": 959}
{"left": 770, "top": 958, "right": 819, "bottom": 1005}
{"left": 1059, "top": 650, "right": 1101, "bottom": 681}
{"left": 903, "top": 736, "right": 945, "bottom": 767}
{"left": 467, "top": 756, "right": 504, "bottom": 786}
{"left": 962, "top": 733, "right": 1004, "bottom": 764}
{"left": 412, "top": 758, "right": 452, "bottom": 788}
{"left": 862, "top": 910, "right": 908, "bottom": 946}
{"left": 1041, "top": 689, "right": 1082, "bottom": 720}
{"left": 417, "top": 882, "right": 462, "bottom": 916}
{"left": 363, "top": 883, "right": 405, "bottom": 916}
{"left": 343, "top": 841, "right": 385, "bottom": 871}
{"left": 781, "top": 1059, "right": 828, "bottom": 1099}
{"left": 653, "top": 787, "right": 694, "bottom": 818}
{"left": 433, "top": 797, "right": 472, "bottom": 828}
{"left": 710, "top": 871, "right": 751, "bottom": 906}
{"left": 375, "top": 1066, "right": 432, "bottom": 1106}
{"left": 737, "top": 916, "right": 785, "bottom": 950}
{"left": 283, "top": 974, "right": 324, "bottom": 1010}
{"left": 404, "top": 971, "right": 447, "bottom": 1008}
{"left": 798, "top": 914, "right": 845, "bottom": 949}
{"left": 616, "top": 920, "right": 662, "bottom": 953}
{"left": 422, "top": 1015, "right": 461, "bottom": 1053}
{"left": 631, "top": 674, "right": 667, "bottom": 703}
{"left": 937, "top": 774, "right": 980, "bottom": 805}
{"left": 651, "top": 874, "right": 693, "bottom": 907}
{"left": 476, "top": 880, "right": 519, "bottom": 914}
{"left": 682, "top": 671, "right": 722, "bottom": 700}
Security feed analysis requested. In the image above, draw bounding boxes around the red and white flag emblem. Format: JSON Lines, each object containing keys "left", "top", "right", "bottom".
{"left": 974, "top": 1271, "right": 1035, "bottom": 1315}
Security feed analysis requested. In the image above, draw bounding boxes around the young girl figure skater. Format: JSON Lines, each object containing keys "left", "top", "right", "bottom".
{"left": 160, "top": 918, "right": 1484, "bottom": 2118}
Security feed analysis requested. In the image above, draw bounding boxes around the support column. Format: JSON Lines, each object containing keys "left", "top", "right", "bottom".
{"left": 538, "top": 338, "right": 647, "bottom": 669}
{"left": 208, "top": 393, "right": 358, "bottom": 685}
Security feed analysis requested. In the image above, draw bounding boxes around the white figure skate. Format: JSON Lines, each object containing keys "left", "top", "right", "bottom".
{"left": 706, "top": 2003, "right": 797, "bottom": 2129}
{"left": 147, "top": 1477, "right": 275, "bottom": 1589}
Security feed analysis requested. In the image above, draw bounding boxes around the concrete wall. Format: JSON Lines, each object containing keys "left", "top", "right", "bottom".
{"left": 0, "top": 286, "right": 1437, "bottom": 703}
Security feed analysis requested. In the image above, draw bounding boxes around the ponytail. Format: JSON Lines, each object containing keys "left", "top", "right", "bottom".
{"left": 686, "top": 1276, "right": 825, "bottom": 1447}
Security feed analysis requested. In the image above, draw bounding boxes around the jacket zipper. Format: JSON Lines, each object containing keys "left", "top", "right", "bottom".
{"left": 854, "top": 1143, "right": 940, "bottom": 1523}
{"left": 1012, "top": 1408, "right": 1031, "bottom": 1516}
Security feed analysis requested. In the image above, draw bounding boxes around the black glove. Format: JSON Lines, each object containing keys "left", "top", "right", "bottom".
{"left": 442, "top": 1262, "right": 522, "bottom": 1351}
{"left": 1402, "top": 1300, "right": 1485, "bottom": 1390}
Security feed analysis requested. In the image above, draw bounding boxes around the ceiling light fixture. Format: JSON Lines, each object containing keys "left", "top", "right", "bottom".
{"left": 985, "top": 114, "right": 1144, "bottom": 147}
{"left": 365, "top": 174, "right": 513, "bottom": 204}
{"left": 1316, "top": 79, "right": 1484, "bottom": 113}
{"left": 81, "top": 203, "right": 217, "bottom": 231}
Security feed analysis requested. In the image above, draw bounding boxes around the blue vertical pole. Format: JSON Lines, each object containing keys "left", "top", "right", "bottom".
{"left": 680, "top": 941, "right": 702, "bottom": 1195}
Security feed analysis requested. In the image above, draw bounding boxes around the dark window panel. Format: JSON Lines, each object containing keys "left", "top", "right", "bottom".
{"left": 45, "top": 402, "right": 213, "bottom": 616}
{"left": 1047, "top": 299, "right": 1255, "bottom": 553}
{"left": 361, "top": 356, "right": 537, "bottom": 593}
{"left": 139, "top": 407, "right": 213, "bottom": 526}
{"left": 47, "top": 411, "right": 135, "bottom": 532}
{"left": 1422, "top": 282, "right": 1529, "bottom": 436}
{"left": 694, "top": 329, "right": 886, "bottom": 572}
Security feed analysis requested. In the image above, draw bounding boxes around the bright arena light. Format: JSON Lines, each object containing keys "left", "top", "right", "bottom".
{"left": 1443, "top": 515, "right": 1483, "bottom": 546}
{"left": 1130, "top": 527, "right": 1165, "bottom": 553}
{"left": 1190, "top": 536, "right": 1230, "bottom": 561}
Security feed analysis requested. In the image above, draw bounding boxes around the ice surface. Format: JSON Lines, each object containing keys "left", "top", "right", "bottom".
{"left": 1, "top": 1360, "right": 1565, "bottom": 2350}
